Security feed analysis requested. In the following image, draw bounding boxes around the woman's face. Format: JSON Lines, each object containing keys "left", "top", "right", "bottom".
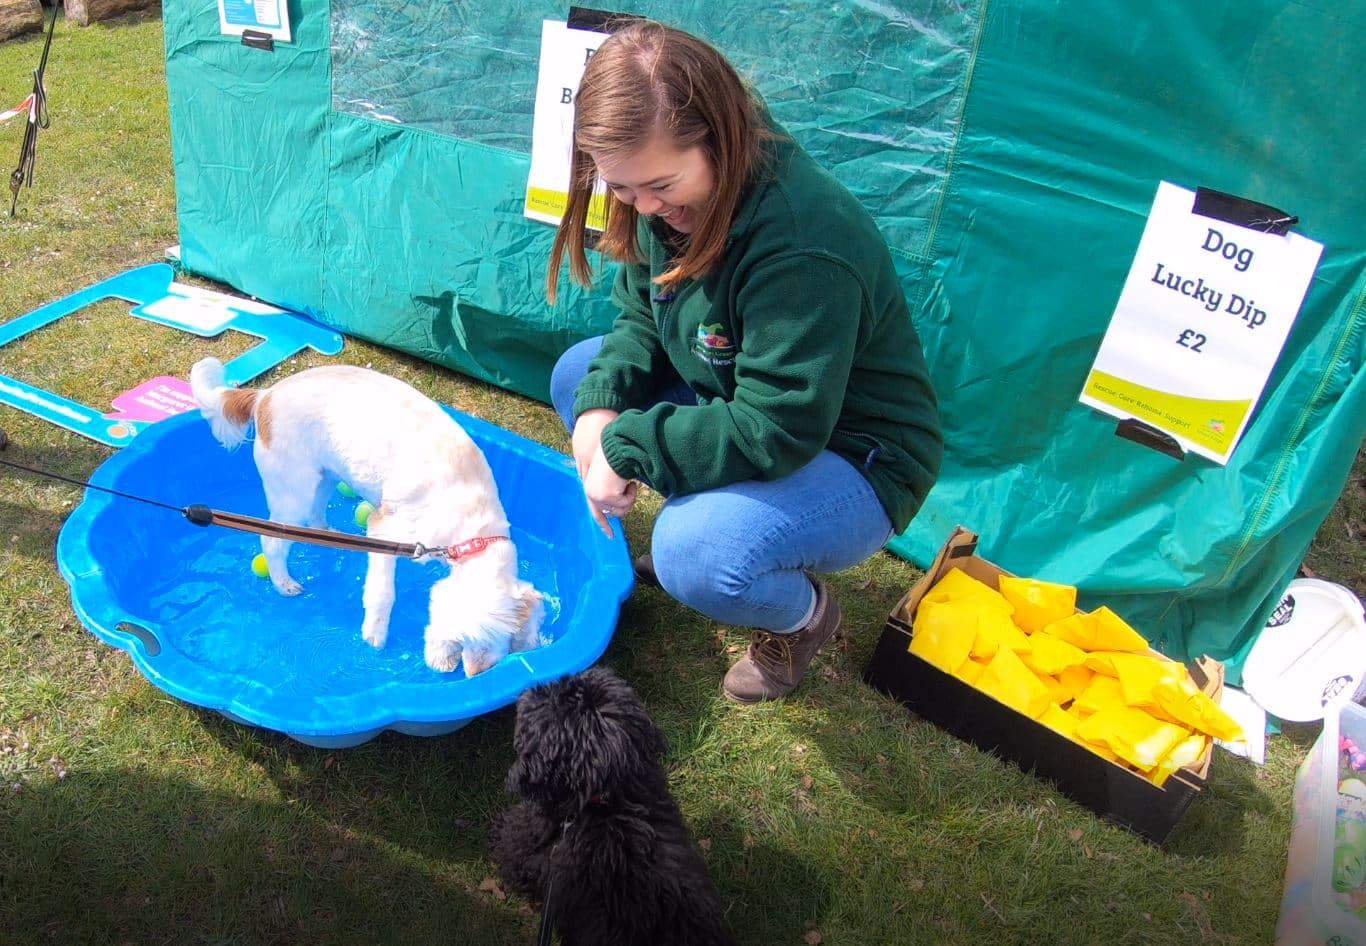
{"left": 591, "top": 130, "right": 715, "bottom": 234}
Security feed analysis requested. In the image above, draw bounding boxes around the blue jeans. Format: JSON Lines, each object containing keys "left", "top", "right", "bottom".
{"left": 551, "top": 337, "right": 893, "bottom": 632}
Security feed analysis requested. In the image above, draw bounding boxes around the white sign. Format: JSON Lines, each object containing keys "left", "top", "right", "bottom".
{"left": 133, "top": 283, "right": 288, "bottom": 335}
{"left": 1080, "top": 181, "right": 1323, "bottom": 464}
{"left": 524, "top": 20, "right": 610, "bottom": 229}
{"left": 218, "top": 0, "right": 291, "bottom": 42}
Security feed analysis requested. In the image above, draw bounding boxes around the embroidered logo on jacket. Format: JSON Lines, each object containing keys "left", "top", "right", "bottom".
{"left": 692, "top": 322, "right": 736, "bottom": 366}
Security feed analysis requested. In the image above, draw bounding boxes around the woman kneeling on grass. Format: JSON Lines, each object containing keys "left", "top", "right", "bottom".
{"left": 548, "top": 20, "right": 942, "bottom": 703}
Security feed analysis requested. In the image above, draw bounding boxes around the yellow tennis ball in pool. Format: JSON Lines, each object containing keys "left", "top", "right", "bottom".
{"left": 250, "top": 553, "right": 269, "bottom": 578}
{"left": 355, "top": 501, "right": 375, "bottom": 529}
{"left": 337, "top": 482, "right": 358, "bottom": 498}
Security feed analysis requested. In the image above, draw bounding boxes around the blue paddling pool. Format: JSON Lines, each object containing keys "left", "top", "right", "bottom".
{"left": 56, "top": 407, "right": 634, "bottom": 747}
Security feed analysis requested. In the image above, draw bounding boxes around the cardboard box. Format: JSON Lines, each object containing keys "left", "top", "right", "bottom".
{"left": 862, "top": 526, "right": 1220, "bottom": 844}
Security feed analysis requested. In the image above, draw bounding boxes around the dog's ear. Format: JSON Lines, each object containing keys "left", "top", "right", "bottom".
{"left": 506, "top": 684, "right": 558, "bottom": 802}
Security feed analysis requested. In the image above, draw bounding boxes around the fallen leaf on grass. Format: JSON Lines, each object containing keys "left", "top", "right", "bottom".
{"left": 479, "top": 877, "right": 507, "bottom": 901}
{"left": 1179, "top": 892, "right": 1213, "bottom": 940}
{"left": 1068, "top": 828, "right": 1083, "bottom": 842}
{"left": 698, "top": 838, "right": 712, "bottom": 852}
{"left": 802, "top": 775, "right": 814, "bottom": 791}
{"left": 323, "top": 755, "right": 335, "bottom": 770}
{"left": 804, "top": 932, "right": 823, "bottom": 945}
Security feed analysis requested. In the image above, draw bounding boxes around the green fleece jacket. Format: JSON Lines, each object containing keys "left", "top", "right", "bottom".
{"left": 572, "top": 130, "right": 942, "bottom": 533}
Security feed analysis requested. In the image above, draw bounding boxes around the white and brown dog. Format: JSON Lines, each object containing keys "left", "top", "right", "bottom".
{"left": 189, "top": 358, "right": 543, "bottom": 675}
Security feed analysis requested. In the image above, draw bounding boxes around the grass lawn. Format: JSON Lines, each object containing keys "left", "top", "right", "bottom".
{"left": 0, "top": 13, "right": 1361, "bottom": 945}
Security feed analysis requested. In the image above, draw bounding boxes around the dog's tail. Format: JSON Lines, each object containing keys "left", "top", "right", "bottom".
{"left": 190, "top": 357, "right": 257, "bottom": 450}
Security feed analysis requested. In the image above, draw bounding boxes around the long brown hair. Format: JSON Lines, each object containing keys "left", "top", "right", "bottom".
{"left": 546, "top": 20, "right": 771, "bottom": 303}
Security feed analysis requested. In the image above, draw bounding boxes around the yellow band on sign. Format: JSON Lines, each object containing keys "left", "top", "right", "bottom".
{"left": 1082, "top": 369, "right": 1251, "bottom": 454}
{"left": 525, "top": 187, "right": 607, "bottom": 230}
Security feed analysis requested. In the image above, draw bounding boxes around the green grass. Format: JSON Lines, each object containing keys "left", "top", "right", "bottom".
{"left": 0, "top": 13, "right": 1361, "bottom": 945}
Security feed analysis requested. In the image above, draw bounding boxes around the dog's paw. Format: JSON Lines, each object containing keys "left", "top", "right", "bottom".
{"left": 273, "top": 577, "right": 304, "bottom": 597}
{"left": 361, "top": 620, "right": 389, "bottom": 649}
{"left": 425, "top": 639, "right": 462, "bottom": 673}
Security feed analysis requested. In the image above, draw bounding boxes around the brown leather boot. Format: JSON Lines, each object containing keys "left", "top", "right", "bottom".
{"left": 634, "top": 553, "right": 660, "bottom": 588}
{"left": 723, "top": 577, "right": 842, "bottom": 704}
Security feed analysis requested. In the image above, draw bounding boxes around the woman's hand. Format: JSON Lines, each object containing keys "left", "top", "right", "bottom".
{"left": 571, "top": 408, "right": 619, "bottom": 479}
{"left": 583, "top": 446, "right": 637, "bottom": 538}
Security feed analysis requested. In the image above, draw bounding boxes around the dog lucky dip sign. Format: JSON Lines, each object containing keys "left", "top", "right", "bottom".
{"left": 1081, "top": 181, "right": 1323, "bottom": 464}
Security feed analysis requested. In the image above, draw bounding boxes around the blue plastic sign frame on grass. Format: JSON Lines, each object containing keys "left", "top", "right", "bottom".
{"left": 0, "top": 263, "right": 343, "bottom": 448}
{"left": 56, "top": 406, "right": 634, "bottom": 748}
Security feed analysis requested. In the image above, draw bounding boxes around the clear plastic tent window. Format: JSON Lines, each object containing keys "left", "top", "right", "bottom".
{"left": 329, "top": 0, "right": 977, "bottom": 250}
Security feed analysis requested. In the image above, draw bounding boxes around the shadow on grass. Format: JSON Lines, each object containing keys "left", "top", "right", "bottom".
{"left": 0, "top": 435, "right": 111, "bottom": 562}
{"left": 195, "top": 704, "right": 522, "bottom": 868}
{"left": 0, "top": 498, "right": 66, "bottom": 562}
{"left": 690, "top": 809, "right": 835, "bottom": 946}
{"left": 0, "top": 766, "right": 524, "bottom": 945}
{"left": 1163, "top": 751, "right": 1267, "bottom": 856}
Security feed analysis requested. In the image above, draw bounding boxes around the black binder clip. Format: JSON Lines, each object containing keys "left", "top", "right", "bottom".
{"left": 1191, "top": 187, "right": 1297, "bottom": 235}
{"left": 1115, "top": 418, "right": 1186, "bottom": 461}
{"left": 241, "top": 29, "right": 275, "bottom": 52}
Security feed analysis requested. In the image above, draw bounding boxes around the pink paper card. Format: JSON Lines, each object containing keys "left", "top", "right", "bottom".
{"left": 107, "top": 377, "right": 197, "bottom": 424}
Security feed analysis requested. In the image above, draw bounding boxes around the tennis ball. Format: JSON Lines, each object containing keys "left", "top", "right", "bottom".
{"left": 337, "top": 482, "right": 358, "bottom": 498}
{"left": 355, "top": 501, "right": 376, "bottom": 529}
{"left": 251, "top": 554, "right": 269, "bottom": 578}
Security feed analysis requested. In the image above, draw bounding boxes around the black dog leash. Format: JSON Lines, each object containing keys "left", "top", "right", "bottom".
{"left": 537, "top": 817, "right": 576, "bottom": 946}
{"left": 9, "top": 1, "right": 58, "bottom": 217}
{"left": 0, "top": 453, "right": 503, "bottom": 563}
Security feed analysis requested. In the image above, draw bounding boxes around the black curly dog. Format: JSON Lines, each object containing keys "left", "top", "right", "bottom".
{"left": 491, "top": 667, "right": 736, "bottom": 946}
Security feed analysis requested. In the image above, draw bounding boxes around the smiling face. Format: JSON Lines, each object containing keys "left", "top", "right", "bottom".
{"left": 592, "top": 128, "right": 715, "bottom": 234}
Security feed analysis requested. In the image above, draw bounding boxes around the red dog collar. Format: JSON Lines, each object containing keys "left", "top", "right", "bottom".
{"left": 444, "top": 534, "right": 509, "bottom": 564}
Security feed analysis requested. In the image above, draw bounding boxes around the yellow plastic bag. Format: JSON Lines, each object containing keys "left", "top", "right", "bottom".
{"left": 955, "top": 658, "right": 988, "bottom": 685}
{"left": 921, "top": 568, "right": 1014, "bottom": 615}
{"left": 909, "top": 602, "right": 975, "bottom": 674}
{"left": 1075, "top": 706, "right": 1190, "bottom": 770}
{"left": 1085, "top": 607, "right": 1150, "bottom": 653}
{"left": 1150, "top": 733, "right": 1209, "bottom": 788}
{"left": 976, "top": 646, "right": 1053, "bottom": 719}
{"left": 1021, "top": 632, "right": 1088, "bottom": 676}
{"left": 1040, "top": 703, "right": 1078, "bottom": 738}
{"left": 1084, "top": 652, "right": 1188, "bottom": 706}
{"left": 1073, "top": 674, "right": 1125, "bottom": 716}
{"left": 968, "top": 606, "right": 1032, "bottom": 660}
{"left": 1152, "top": 686, "right": 1244, "bottom": 742}
{"left": 1056, "top": 665, "right": 1094, "bottom": 703}
{"left": 998, "top": 575, "right": 1077, "bottom": 633}
{"left": 1042, "top": 608, "right": 1148, "bottom": 653}
{"left": 1038, "top": 674, "right": 1072, "bottom": 707}
{"left": 1059, "top": 706, "right": 1121, "bottom": 762}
